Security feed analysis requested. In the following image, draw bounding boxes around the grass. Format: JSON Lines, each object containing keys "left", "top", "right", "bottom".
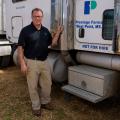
{"left": 1, "top": 66, "right": 120, "bottom": 120}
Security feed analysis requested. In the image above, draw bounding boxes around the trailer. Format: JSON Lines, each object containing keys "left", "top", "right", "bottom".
{"left": 4, "top": 0, "right": 120, "bottom": 103}
{"left": 0, "top": 0, "right": 11, "bottom": 67}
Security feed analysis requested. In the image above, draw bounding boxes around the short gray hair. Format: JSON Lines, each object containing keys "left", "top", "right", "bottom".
{"left": 31, "top": 8, "right": 43, "bottom": 16}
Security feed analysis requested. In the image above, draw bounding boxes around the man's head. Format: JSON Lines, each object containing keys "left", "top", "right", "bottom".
{"left": 31, "top": 8, "right": 43, "bottom": 28}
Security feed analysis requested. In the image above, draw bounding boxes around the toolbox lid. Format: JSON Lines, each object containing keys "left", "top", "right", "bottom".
{"left": 69, "top": 65, "right": 118, "bottom": 79}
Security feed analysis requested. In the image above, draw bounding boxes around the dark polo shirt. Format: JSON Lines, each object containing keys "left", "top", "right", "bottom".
{"left": 18, "top": 23, "right": 52, "bottom": 61}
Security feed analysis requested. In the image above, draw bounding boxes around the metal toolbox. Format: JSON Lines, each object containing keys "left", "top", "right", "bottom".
{"left": 68, "top": 65, "right": 119, "bottom": 97}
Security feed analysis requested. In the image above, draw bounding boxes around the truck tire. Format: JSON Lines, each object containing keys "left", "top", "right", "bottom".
{"left": 0, "top": 56, "right": 10, "bottom": 67}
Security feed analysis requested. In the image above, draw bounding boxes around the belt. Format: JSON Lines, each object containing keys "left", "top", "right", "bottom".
{"left": 30, "top": 57, "right": 46, "bottom": 61}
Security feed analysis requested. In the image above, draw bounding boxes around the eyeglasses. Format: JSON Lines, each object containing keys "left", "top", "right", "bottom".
{"left": 33, "top": 16, "right": 43, "bottom": 18}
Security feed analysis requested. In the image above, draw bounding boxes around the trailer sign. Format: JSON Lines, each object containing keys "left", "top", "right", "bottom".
{"left": 78, "top": 43, "right": 112, "bottom": 53}
{"left": 75, "top": 20, "right": 102, "bottom": 29}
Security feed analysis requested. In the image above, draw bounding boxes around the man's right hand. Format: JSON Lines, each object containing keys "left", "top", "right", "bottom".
{"left": 20, "top": 62, "right": 27, "bottom": 75}
{"left": 17, "top": 46, "right": 27, "bottom": 75}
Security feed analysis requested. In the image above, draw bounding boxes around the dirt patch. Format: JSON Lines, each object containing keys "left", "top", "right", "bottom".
{"left": 0, "top": 66, "right": 120, "bottom": 120}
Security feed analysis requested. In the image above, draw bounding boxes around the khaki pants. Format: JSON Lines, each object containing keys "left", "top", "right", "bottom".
{"left": 26, "top": 58, "right": 52, "bottom": 110}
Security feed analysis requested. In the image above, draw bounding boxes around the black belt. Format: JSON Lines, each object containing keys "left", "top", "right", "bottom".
{"left": 30, "top": 57, "right": 46, "bottom": 61}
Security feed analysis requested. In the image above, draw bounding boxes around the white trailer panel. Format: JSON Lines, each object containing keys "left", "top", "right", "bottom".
{"left": 74, "top": 0, "right": 114, "bottom": 53}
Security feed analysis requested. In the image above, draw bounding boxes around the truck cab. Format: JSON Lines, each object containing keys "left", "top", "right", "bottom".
{"left": 4, "top": 0, "right": 120, "bottom": 103}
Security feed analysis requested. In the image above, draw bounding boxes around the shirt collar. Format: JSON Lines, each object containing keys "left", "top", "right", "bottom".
{"left": 31, "top": 22, "right": 43, "bottom": 31}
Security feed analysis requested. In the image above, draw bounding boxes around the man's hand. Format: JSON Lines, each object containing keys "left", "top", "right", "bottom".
{"left": 20, "top": 61, "right": 27, "bottom": 75}
{"left": 17, "top": 46, "right": 27, "bottom": 75}
{"left": 56, "top": 25, "right": 64, "bottom": 34}
{"left": 51, "top": 25, "right": 64, "bottom": 47}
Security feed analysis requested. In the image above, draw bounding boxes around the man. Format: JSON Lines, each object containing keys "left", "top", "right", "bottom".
{"left": 17, "top": 8, "right": 63, "bottom": 117}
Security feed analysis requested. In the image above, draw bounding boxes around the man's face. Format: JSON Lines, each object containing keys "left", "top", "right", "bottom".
{"left": 32, "top": 10, "right": 43, "bottom": 27}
